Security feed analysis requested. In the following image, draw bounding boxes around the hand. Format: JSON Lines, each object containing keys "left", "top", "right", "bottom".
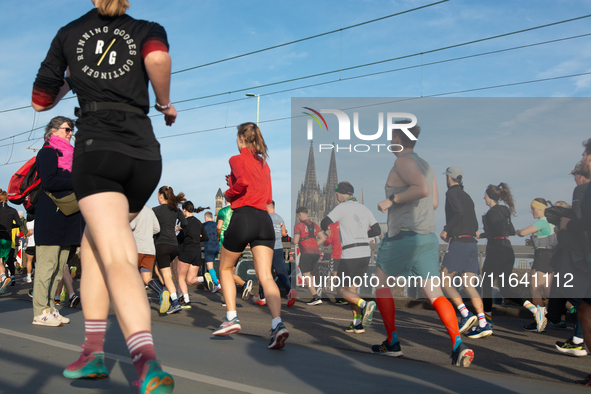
{"left": 559, "top": 217, "right": 571, "bottom": 231}
{"left": 440, "top": 230, "right": 448, "bottom": 243}
{"left": 475, "top": 231, "right": 481, "bottom": 239}
{"left": 378, "top": 199, "right": 393, "bottom": 213}
{"left": 157, "top": 104, "right": 177, "bottom": 126}
{"left": 225, "top": 174, "right": 231, "bottom": 187}
{"left": 516, "top": 229, "right": 522, "bottom": 237}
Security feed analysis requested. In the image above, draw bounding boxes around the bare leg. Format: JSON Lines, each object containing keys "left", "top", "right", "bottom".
{"left": 251, "top": 245, "right": 280, "bottom": 319}
{"left": 186, "top": 265, "right": 201, "bottom": 286}
{"left": 78, "top": 193, "right": 150, "bottom": 338}
{"left": 62, "top": 263, "right": 75, "bottom": 296}
{"left": 302, "top": 271, "right": 317, "bottom": 296}
{"left": 177, "top": 261, "right": 190, "bottom": 296}
{"left": 220, "top": 247, "right": 242, "bottom": 312}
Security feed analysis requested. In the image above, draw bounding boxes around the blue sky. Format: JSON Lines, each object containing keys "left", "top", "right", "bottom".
{"left": 0, "top": 0, "right": 590, "bottom": 235}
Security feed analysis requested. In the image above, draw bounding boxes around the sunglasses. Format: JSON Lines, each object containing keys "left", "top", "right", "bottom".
{"left": 59, "top": 127, "right": 74, "bottom": 133}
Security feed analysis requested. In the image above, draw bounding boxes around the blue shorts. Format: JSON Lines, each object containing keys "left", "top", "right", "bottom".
{"left": 204, "top": 250, "right": 218, "bottom": 263}
{"left": 441, "top": 241, "right": 479, "bottom": 275}
{"left": 376, "top": 232, "right": 439, "bottom": 279}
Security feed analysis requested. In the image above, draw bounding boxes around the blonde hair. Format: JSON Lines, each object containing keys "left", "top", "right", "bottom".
{"left": 237, "top": 122, "right": 269, "bottom": 162}
{"left": 97, "top": 0, "right": 129, "bottom": 17}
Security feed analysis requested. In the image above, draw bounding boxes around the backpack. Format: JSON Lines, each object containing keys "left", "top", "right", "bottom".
{"left": 7, "top": 156, "right": 41, "bottom": 214}
{"left": 299, "top": 220, "right": 317, "bottom": 242}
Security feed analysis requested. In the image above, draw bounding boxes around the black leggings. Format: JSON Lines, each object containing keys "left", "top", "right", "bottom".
{"left": 482, "top": 241, "right": 526, "bottom": 312}
{"left": 72, "top": 150, "right": 161, "bottom": 213}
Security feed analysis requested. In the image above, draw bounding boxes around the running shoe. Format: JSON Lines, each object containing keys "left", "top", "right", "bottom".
{"left": 576, "top": 375, "right": 591, "bottom": 386}
{"left": 371, "top": 340, "right": 403, "bottom": 357}
{"left": 213, "top": 317, "right": 241, "bottom": 337}
{"left": 523, "top": 321, "right": 543, "bottom": 332}
{"left": 52, "top": 309, "right": 70, "bottom": 324}
{"left": 28, "top": 289, "right": 33, "bottom": 298}
{"left": 242, "top": 280, "right": 253, "bottom": 300}
{"left": 181, "top": 301, "right": 192, "bottom": 309}
{"left": 287, "top": 289, "right": 297, "bottom": 307}
{"left": 204, "top": 273, "right": 214, "bottom": 291}
{"left": 550, "top": 320, "right": 568, "bottom": 329}
{"left": 307, "top": 296, "right": 322, "bottom": 306}
{"left": 9, "top": 276, "right": 15, "bottom": 286}
{"left": 268, "top": 322, "right": 289, "bottom": 349}
{"left": 535, "top": 306, "right": 547, "bottom": 333}
{"left": 316, "top": 287, "right": 323, "bottom": 298}
{"left": 63, "top": 352, "right": 109, "bottom": 380}
{"left": 362, "top": 301, "right": 376, "bottom": 327}
{"left": 335, "top": 299, "right": 348, "bottom": 305}
{"left": 556, "top": 338, "right": 587, "bottom": 357}
{"left": 70, "top": 266, "right": 77, "bottom": 278}
{"left": 159, "top": 290, "right": 171, "bottom": 314}
{"left": 32, "top": 308, "right": 62, "bottom": 327}
{"left": 134, "top": 360, "right": 174, "bottom": 394}
{"left": 69, "top": 294, "right": 80, "bottom": 308}
{"left": 0, "top": 277, "right": 12, "bottom": 294}
{"left": 22, "top": 276, "right": 32, "bottom": 283}
{"left": 166, "top": 304, "right": 182, "bottom": 315}
{"left": 252, "top": 295, "right": 266, "bottom": 306}
{"left": 212, "top": 284, "right": 222, "bottom": 293}
{"left": 466, "top": 323, "right": 493, "bottom": 339}
{"left": 345, "top": 323, "right": 365, "bottom": 334}
{"left": 451, "top": 341, "right": 474, "bottom": 367}
{"left": 54, "top": 298, "right": 61, "bottom": 306}
{"left": 459, "top": 312, "right": 477, "bottom": 334}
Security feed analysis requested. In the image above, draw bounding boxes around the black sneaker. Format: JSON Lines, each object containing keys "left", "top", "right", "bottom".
{"left": 372, "top": 340, "right": 403, "bottom": 357}
{"left": 242, "top": 280, "right": 253, "bottom": 300}
{"left": 556, "top": 338, "right": 587, "bottom": 356}
{"left": 69, "top": 295, "right": 80, "bottom": 308}
{"left": 345, "top": 323, "right": 365, "bottom": 334}
{"left": 307, "top": 296, "right": 322, "bottom": 306}
{"left": 523, "top": 321, "right": 540, "bottom": 332}
{"left": 28, "top": 289, "right": 33, "bottom": 299}
{"left": 576, "top": 375, "right": 591, "bottom": 386}
{"left": 451, "top": 342, "right": 474, "bottom": 367}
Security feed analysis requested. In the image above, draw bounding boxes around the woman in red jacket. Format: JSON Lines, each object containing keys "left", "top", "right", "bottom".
{"left": 212, "top": 122, "right": 289, "bottom": 349}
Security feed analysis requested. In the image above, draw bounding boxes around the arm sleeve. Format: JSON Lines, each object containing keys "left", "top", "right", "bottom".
{"left": 37, "top": 148, "right": 73, "bottom": 191}
{"left": 32, "top": 32, "right": 67, "bottom": 107}
{"left": 368, "top": 222, "right": 381, "bottom": 237}
{"left": 140, "top": 23, "right": 170, "bottom": 59}
{"left": 178, "top": 210, "right": 188, "bottom": 228}
{"left": 225, "top": 156, "right": 250, "bottom": 199}
{"left": 320, "top": 216, "right": 333, "bottom": 231}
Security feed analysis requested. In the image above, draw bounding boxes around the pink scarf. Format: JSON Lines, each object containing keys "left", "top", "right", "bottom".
{"left": 48, "top": 134, "right": 74, "bottom": 172}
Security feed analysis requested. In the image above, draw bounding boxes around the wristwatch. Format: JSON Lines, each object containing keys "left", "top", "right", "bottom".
{"left": 155, "top": 100, "right": 172, "bottom": 111}
{"left": 388, "top": 193, "right": 396, "bottom": 202}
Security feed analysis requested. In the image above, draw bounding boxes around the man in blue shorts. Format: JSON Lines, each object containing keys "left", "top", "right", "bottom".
{"left": 440, "top": 166, "right": 492, "bottom": 339}
{"left": 372, "top": 121, "right": 473, "bottom": 367}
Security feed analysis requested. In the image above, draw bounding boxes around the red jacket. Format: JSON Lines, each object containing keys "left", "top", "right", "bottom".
{"left": 225, "top": 147, "right": 272, "bottom": 211}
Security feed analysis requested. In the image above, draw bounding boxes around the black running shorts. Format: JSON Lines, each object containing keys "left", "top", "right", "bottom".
{"left": 72, "top": 151, "right": 161, "bottom": 213}
{"left": 337, "top": 256, "right": 371, "bottom": 281}
{"left": 179, "top": 246, "right": 203, "bottom": 267}
{"left": 155, "top": 243, "right": 178, "bottom": 270}
{"left": 222, "top": 206, "right": 275, "bottom": 253}
{"left": 299, "top": 253, "right": 320, "bottom": 274}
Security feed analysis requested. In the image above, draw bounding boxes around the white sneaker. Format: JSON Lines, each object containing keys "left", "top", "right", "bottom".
{"left": 535, "top": 306, "right": 547, "bottom": 333}
{"left": 52, "top": 309, "right": 70, "bottom": 324}
{"left": 22, "top": 276, "right": 32, "bottom": 283}
{"left": 32, "top": 309, "right": 63, "bottom": 327}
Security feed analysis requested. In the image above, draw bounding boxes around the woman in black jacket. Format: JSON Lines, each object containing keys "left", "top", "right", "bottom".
{"left": 32, "top": 116, "right": 83, "bottom": 327}
{"left": 0, "top": 189, "right": 22, "bottom": 293}
{"left": 477, "top": 183, "right": 527, "bottom": 329}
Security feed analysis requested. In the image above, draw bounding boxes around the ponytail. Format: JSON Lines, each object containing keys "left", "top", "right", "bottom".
{"left": 158, "top": 186, "right": 186, "bottom": 210}
{"left": 237, "top": 122, "right": 269, "bottom": 162}
{"left": 97, "top": 0, "right": 129, "bottom": 17}
{"left": 486, "top": 182, "right": 516, "bottom": 216}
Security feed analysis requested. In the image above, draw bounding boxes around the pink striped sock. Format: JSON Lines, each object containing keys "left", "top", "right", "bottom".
{"left": 126, "top": 330, "right": 157, "bottom": 379}
{"left": 83, "top": 319, "right": 107, "bottom": 356}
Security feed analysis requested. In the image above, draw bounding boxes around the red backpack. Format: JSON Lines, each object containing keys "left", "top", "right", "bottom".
{"left": 7, "top": 156, "right": 41, "bottom": 213}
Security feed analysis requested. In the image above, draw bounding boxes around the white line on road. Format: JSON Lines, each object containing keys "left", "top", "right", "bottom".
{"left": 0, "top": 327, "right": 286, "bottom": 394}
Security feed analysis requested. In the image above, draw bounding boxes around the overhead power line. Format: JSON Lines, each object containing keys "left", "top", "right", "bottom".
{"left": 171, "top": 0, "right": 449, "bottom": 75}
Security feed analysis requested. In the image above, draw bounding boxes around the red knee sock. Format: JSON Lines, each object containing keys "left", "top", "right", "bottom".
{"left": 126, "top": 330, "right": 157, "bottom": 379}
{"left": 376, "top": 288, "right": 397, "bottom": 344}
{"left": 83, "top": 319, "right": 107, "bottom": 356}
{"left": 432, "top": 297, "right": 462, "bottom": 350}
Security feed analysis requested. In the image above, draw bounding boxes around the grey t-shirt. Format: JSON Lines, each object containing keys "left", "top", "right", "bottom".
{"left": 386, "top": 152, "right": 436, "bottom": 237}
{"left": 269, "top": 212, "right": 284, "bottom": 250}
